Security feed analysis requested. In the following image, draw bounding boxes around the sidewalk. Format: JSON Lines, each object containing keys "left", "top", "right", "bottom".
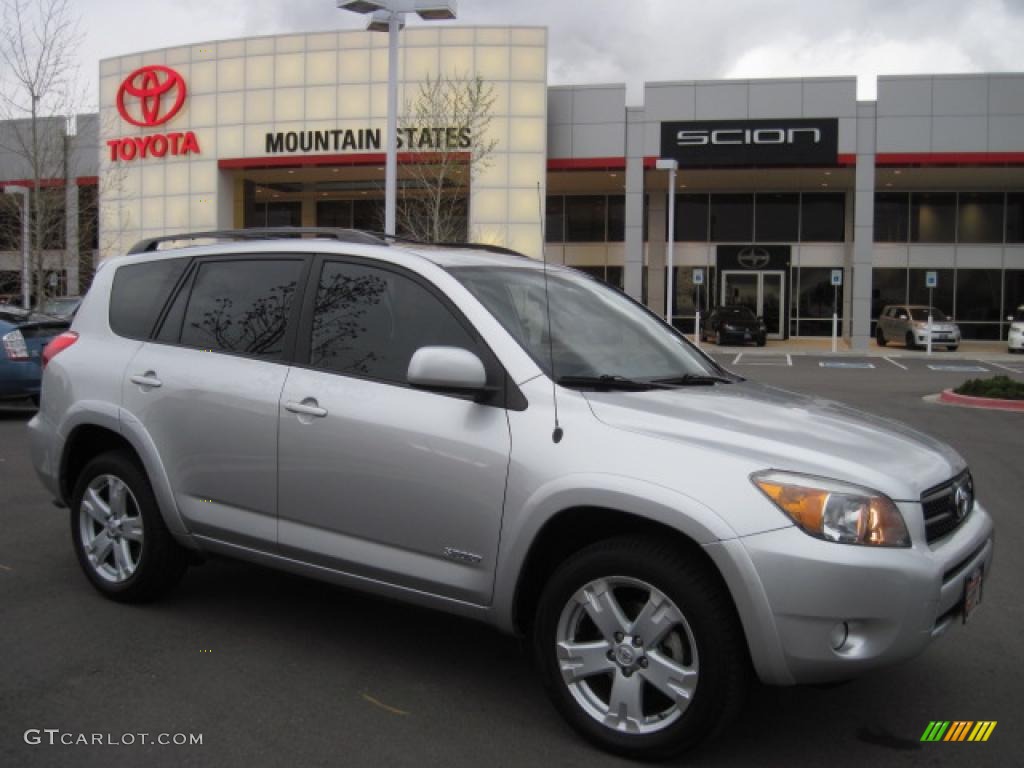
{"left": 691, "top": 336, "right": 1020, "bottom": 361}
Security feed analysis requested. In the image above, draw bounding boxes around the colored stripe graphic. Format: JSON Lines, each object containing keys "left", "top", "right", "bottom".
{"left": 920, "top": 720, "right": 996, "bottom": 742}
{"left": 921, "top": 721, "right": 950, "bottom": 741}
{"left": 945, "top": 721, "right": 972, "bottom": 741}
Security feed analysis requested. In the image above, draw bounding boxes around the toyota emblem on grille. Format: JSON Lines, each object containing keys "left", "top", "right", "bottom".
{"left": 737, "top": 246, "right": 771, "bottom": 269}
{"left": 954, "top": 480, "right": 972, "bottom": 521}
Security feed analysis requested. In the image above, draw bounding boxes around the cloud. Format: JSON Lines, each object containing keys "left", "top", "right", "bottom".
{"left": 72, "top": 0, "right": 1024, "bottom": 108}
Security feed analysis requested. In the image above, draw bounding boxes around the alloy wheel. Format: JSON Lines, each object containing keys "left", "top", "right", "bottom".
{"left": 555, "top": 576, "right": 699, "bottom": 735}
{"left": 78, "top": 474, "right": 144, "bottom": 583}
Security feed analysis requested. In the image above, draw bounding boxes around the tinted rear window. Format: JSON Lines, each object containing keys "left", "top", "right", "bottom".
{"left": 110, "top": 259, "right": 189, "bottom": 339}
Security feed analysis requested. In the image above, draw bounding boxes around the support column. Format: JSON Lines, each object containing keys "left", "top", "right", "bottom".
{"left": 65, "top": 180, "right": 79, "bottom": 295}
{"left": 646, "top": 189, "right": 666, "bottom": 315}
{"left": 850, "top": 102, "right": 877, "bottom": 350}
{"left": 623, "top": 107, "right": 644, "bottom": 300}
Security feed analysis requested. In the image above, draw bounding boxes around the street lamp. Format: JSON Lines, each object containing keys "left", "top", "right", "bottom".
{"left": 3, "top": 185, "right": 30, "bottom": 309}
{"left": 655, "top": 158, "right": 678, "bottom": 331}
{"left": 338, "top": 1, "right": 458, "bottom": 236}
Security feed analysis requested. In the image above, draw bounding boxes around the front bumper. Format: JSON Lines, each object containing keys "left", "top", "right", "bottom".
{"left": 706, "top": 500, "right": 994, "bottom": 686}
{"left": 914, "top": 328, "right": 960, "bottom": 346}
{"left": 1009, "top": 331, "right": 1023, "bottom": 351}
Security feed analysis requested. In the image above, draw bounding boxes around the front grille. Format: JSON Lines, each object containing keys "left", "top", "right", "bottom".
{"left": 921, "top": 471, "right": 973, "bottom": 544}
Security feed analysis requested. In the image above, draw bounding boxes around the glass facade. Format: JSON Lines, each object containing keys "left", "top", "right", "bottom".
{"left": 671, "top": 192, "right": 844, "bottom": 243}
{"left": 875, "top": 191, "right": 1023, "bottom": 244}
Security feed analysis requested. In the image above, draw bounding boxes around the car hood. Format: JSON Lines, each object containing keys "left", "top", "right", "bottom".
{"left": 583, "top": 381, "right": 964, "bottom": 502}
{"left": 719, "top": 317, "right": 761, "bottom": 329}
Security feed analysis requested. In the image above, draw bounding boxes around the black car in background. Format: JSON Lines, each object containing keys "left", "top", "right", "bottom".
{"left": 702, "top": 305, "right": 767, "bottom": 346}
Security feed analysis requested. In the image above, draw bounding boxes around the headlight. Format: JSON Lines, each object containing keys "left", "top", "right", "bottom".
{"left": 752, "top": 471, "right": 910, "bottom": 547}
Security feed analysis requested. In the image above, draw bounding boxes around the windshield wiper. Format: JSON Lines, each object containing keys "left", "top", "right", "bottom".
{"left": 650, "top": 373, "right": 734, "bottom": 385}
{"left": 557, "top": 374, "right": 674, "bottom": 391}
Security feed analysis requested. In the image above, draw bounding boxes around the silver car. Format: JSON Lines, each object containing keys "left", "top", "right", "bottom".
{"left": 29, "top": 230, "right": 994, "bottom": 760}
{"left": 876, "top": 304, "right": 961, "bottom": 351}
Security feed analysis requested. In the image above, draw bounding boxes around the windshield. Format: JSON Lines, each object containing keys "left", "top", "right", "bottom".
{"left": 909, "top": 307, "right": 948, "bottom": 321}
{"left": 449, "top": 266, "right": 721, "bottom": 381}
{"left": 719, "top": 306, "right": 757, "bottom": 321}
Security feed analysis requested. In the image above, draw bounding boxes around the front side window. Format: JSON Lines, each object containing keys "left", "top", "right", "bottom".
{"left": 450, "top": 266, "right": 720, "bottom": 382}
{"left": 309, "top": 261, "right": 477, "bottom": 383}
{"left": 178, "top": 259, "right": 302, "bottom": 360}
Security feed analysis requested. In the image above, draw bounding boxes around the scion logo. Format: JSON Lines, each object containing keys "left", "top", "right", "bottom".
{"left": 660, "top": 118, "right": 838, "bottom": 168}
{"left": 676, "top": 127, "right": 821, "bottom": 147}
{"left": 737, "top": 247, "right": 771, "bottom": 269}
{"left": 116, "top": 65, "right": 187, "bottom": 128}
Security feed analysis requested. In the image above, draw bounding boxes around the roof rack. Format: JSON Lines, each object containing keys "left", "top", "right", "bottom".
{"left": 127, "top": 227, "right": 387, "bottom": 254}
{"left": 367, "top": 232, "right": 529, "bottom": 258}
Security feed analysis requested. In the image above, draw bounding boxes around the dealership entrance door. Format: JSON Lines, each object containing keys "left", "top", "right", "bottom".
{"left": 721, "top": 270, "right": 785, "bottom": 339}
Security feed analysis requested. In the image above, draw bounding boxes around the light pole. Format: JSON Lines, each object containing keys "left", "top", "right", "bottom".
{"left": 3, "top": 185, "right": 31, "bottom": 309}
{"left": 338, "top": 1, "right": 458, "bottom": 236}
{"left": 655, "top": 158, "right": 678, "bottom": 329}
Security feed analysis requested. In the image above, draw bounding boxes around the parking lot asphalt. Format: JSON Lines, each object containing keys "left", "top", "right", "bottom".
{"left": 1, "top": 358, "right": 1022, "bottom": 768}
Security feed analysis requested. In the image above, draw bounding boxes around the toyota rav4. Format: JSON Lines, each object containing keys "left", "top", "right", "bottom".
{"left": 29, "top": 229, "right": 994, "bottom": 760}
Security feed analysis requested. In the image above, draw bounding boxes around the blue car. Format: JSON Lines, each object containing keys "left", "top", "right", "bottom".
{"left": 0, "top": 306, "right": 69, "bottom": 405}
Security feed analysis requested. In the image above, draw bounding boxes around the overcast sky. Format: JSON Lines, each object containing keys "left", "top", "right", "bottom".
{"left": 72, "top": 0, "right": 1024, "bottom": 108}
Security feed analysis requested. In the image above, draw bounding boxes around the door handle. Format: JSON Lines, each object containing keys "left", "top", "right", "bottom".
{"left": 130, "top": 372, "right": 162, "bottom": 389}
{"left": 285, "top": 399, "right": 327, "bottom": 418}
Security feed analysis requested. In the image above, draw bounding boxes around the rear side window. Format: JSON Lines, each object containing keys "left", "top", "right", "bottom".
{"left": 178, "top": 259, "right": 303, "bottom": 360}
{"left": 109, "top": 258, "right": 189, "bottom": 339}
{"left": 309, "top": 260, "right": 477, "bottom": 383}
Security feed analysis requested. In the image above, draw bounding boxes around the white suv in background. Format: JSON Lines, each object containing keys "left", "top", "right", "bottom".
{"left": 1008, "top": 306, "right": 1024, "bottom": 353}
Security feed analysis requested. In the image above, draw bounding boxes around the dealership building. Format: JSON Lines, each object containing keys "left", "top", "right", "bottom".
{"left": 1, "top": 25, "right": 1023, "bottom": 348}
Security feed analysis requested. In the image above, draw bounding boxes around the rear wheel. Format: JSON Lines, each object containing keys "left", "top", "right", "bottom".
{"left": 875, "top": 327, "right": 887, "bottom": 347}
{"left": 905, "top": 331, "right": 917, "bottom": 350}
{"left": 947, "top": 345, "right": 958, "bottom": 352}
{"left": 532, "top": 537, "right": 749, "bottom": 760}
{"left": 70, "top": 451, "right": 189, "bottom": 602}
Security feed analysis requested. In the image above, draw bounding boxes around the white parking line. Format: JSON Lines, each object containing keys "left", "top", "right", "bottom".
{"left": 786, "top": 354, "right": 793, "bottom": 367}
{"left": 988, "top": 362, "right": 1024, "bottom": 374}
{"left": 883, "top": 356, "right": 908, "bottom": 370}
{"left": 733, "top": 352, "right": 743, "bottom": 365}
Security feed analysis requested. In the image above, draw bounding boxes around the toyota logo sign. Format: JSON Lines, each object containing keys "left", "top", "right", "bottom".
{"left": 116, "top": 65, "right": 187, "bottom": 128}
{"left": 737, "top": 247, "right": 771, "bottom": 269}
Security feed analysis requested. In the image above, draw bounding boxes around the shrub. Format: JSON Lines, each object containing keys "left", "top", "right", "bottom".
{"left": 954, "top": 375, "right": 1024, "bottom": 400}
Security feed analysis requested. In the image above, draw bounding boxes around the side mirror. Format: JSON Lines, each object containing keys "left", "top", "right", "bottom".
{"left": 407, "top": 346, "right": 488, "bottom": 395}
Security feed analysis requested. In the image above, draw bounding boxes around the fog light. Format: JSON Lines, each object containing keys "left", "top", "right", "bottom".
{"left": 830, "top": 622, "right": 849, "bottom": 650}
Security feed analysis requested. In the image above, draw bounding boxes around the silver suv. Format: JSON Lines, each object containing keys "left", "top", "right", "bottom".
{"left": 29, "top": 229, "right": 994, "bottom": 760}
{"left": 876, "top": 304, "right": 961, "bottom": 350}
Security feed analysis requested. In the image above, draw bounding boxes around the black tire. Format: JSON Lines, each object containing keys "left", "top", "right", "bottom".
{"left": 532, "top": 536, "right": 749, "bottom": 761}
{"left": 947, "top": 345, "right": 958, "bottom": 352}
{"left": 756, "top": 336, "right": 766, "bottom": 347}
{"left": 905, "top": 331, "right": 917, "bottom": 350}
{"left": 875, "top": 328, "right": 887, "bottom": 347}
{"left": 70, "top": 451, "right": 188, "bottom": 603}
{"left": 29, "top": 394, "right": 40, "bottom": 408}
{"left": 716, "top": 330, "right": 724, "bottom": 346}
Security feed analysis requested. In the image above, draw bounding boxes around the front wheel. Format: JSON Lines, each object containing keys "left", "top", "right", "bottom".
{"left": 876, "top": 327, "right": 887, "bottom": 347}
{"left": 532, "top": 537, "right": 749, "bottom": 760}
{"left": 947, "top": 345, "right": 958, "bottom": 352}
{"left": 70, "top": 451, "right": 189, "bottom": 602}
{"left": 905, "top": 331, "right": 917, "bottom": 350}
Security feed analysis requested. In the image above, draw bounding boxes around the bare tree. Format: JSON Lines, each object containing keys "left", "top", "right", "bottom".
{"left": 396, "top": 73, "right": 498, "bottom": 243}
{"left": 0, "top": 0, "right": 85, "bottom": 304}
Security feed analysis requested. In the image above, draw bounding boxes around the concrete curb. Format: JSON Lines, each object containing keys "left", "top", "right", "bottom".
{"left": 937, "top": 389, "right": 1024, "bottom": 411}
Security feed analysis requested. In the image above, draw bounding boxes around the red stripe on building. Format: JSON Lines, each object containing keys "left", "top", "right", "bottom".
{"left": 217, "top": 152, "right": 469, "bottom": 170}
{"left": 875, "top": 151, "right": 1024, "bottom": 166}
{"left": 547, "top": 157, "right": 628, "bottom": 171}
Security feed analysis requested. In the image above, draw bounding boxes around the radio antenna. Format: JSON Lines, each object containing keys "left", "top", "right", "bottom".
{"left": 537, "top": 181, "right": 563, "bottom": 444}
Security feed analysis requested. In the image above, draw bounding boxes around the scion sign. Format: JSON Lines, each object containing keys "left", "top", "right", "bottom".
{"left": 660, "top": 118, "right": 838, "bottom": 167}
